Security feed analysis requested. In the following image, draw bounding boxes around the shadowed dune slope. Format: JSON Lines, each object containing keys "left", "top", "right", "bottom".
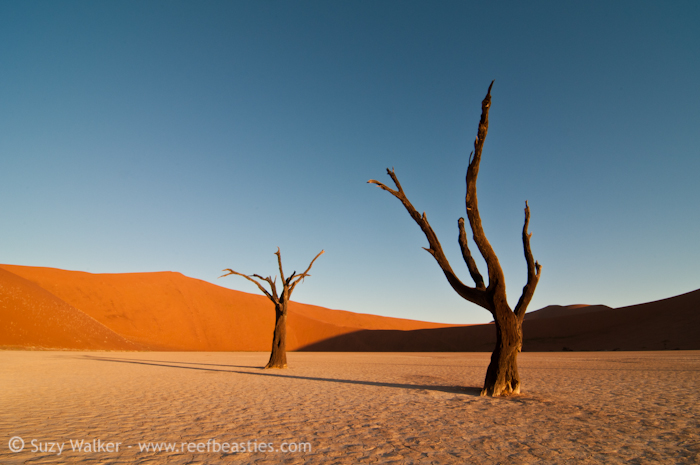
{"left": 521, "top": 289, "right": 700, "bottom": 351}
{"left": 0, "top": 268, "right": 142, "bottom": 350}
{"left": 299, "top": 289, "right": 700, "bottom": 351}
{"left": 523, "top": 304, "right": 613, "bottom": 321}
{"left": 0, "top": 265, "right": 450, "bottom": 351}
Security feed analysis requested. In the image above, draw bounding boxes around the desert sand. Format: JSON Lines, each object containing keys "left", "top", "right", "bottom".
{"left": 2, "top": 350, "right": 699, "bottom": 464}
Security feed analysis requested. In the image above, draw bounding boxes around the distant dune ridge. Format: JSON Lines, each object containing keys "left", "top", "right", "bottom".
{"left": 1, "top": 264, "right": 698, "bottom": 351}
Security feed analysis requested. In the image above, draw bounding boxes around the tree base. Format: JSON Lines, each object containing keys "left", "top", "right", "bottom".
{"left": 264, "top": 362, "right": 288, "bottom": 369}
{"left": 265, "top": 345, "right": 287, "bottom": 369}
{"left": 480, "top": 382, "right": 520, "bottom": 397}
{"left": 481, "top": 336, "right": 521, "bottom": 397}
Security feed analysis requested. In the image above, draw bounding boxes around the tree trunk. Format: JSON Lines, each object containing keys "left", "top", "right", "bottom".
{"left": 265, "top": 302, "right": 288, "bottom": 369}
{"left": 481, "top": 307, "right": 523, "bottom": 396}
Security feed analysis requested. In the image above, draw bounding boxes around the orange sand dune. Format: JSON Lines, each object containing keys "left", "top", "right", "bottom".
{"left": 2, "top": 263, "right": 698, "bottom": 352}
{"left": 0, "top": 264, "right": 449, "bottom": 351}
{"left": 0, "top": 268, "right": 141, "bottom": 350}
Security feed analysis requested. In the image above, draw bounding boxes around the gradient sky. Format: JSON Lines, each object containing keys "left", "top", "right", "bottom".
{"left": 1, "top": 1, "right": 698, "bottom": 324}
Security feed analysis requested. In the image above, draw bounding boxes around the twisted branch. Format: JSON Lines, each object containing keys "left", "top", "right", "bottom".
{"left": 289, "top": 249, "right": 325, "bottom": 294}
{"left": 464, "top": 81, "right": 507, "bottom": 298}
{"left": 458, "top": 218, "right": 485, "bottom": 289}
{"left": 274, "top": 248, "right": 286, "bottom": 284}
{"left": 514, "top": 201, "right": 542, "bottom": 319}
{"left": 220, "top": 269, "right": 277, "bottom": 303}
{"left": 369, "top": 82, "right": 541, "bottom": 316}
{"left": 369, "top": 170, "right": 490, "bottom": 310}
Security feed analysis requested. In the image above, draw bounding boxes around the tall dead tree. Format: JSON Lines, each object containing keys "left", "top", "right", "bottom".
{"left": 369, "top": 82, "right": 541, "bottom": 396}
{"left": 221, "top": 248, "right": 324, "bottom": 369}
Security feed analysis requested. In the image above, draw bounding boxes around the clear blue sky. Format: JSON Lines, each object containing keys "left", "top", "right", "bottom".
{"left": 1, "top": 1, "right": 698, "bottom": 324}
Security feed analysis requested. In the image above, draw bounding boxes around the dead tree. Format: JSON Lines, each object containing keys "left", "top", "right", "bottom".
{"left": 221, "top": 248, "right": 324, "bottom": 369}
{"left": 369, "top": 82, "right": 541, "bottom": 396}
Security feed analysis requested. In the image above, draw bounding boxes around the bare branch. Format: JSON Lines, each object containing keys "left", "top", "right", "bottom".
{"left": 285, "top": 271, "right": 297, "bottom": 287}
{"left": 465, "top": 80, "right": 507, "bottom": 297}
{"left": 275, "top": 248, "right": 285, "bottom": 284}
{"left": 458, "top": 218, "right": 485, "bottom": 289}
{"left": 220, "top": 269, "right": 276, "bottom": 302}
{"left": 289, "top": 250, "right": 325, "bottom": 295}
{"left": 298, "top": 250, "right": 325, "bottom": 279}
{"left": 514, "top": 201, "right": 542, "bottom": 319}
{"left": 369, "top": 169, "right": 490, "bottom": 310}
{"left": 368, "top": 167, "right": 410, "bottom": 197}
{"left": 222, "top": 248, "right": 323, "bottom": 304}
{"left": 251, "top": 274, "right": 279, "bottom": 299}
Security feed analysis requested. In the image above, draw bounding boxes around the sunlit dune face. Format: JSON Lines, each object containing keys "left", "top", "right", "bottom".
{"left": 0, "top": 265, "right": 454, "bottom": 351}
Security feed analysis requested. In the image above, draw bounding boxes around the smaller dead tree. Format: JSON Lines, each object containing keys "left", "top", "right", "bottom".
{"left": 221, "top": 248, "right": 324, "bottom": 369}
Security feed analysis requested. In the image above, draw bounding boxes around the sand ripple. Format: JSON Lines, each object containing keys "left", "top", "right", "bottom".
{"left": 1, "top": 351, "right": 699, "bottom": 463}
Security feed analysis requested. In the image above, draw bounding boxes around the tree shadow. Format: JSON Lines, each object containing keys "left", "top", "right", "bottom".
{"left": 82, "top": 355, "right": 264, "bottom": 370}
{"left": 82, "top": 355, "right": 483, "bottom": 396}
